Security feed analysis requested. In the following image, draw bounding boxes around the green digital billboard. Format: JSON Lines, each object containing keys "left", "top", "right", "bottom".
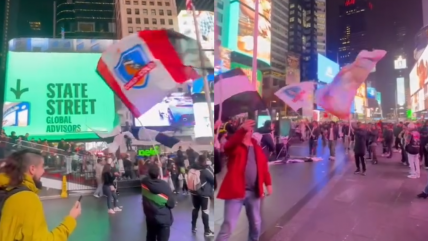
{"left": 230, "top": 62, "right": 263, "bottom": 96}
{"left": 3, "top": 51, "right": 116, "bottom": 140}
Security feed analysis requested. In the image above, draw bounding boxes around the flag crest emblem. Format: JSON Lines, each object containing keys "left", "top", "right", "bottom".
{"left": 114, "top": 45, "right": 150, "bottom": 89}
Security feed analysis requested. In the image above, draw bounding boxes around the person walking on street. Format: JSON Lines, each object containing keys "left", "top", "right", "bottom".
{"left": 0, "top": 149, "right": 81, "bottom": 241}
{"left": 353, "top": 122, "right": 367, "bottom": 175}
{"left": 94, "top": 157, "right": 105, "bottom": 198}
{"left": 405, "top": 123, "right": 421, "bottom": 179}
{"left": 216, "top": 120, "right": 273, "bottom": 241}
{"left": 187, "top": 155, "right": 215, "bottom": 237}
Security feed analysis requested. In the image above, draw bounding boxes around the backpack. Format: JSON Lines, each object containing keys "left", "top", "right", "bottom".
{"left": 406, "top": 132, "right": 420, "bottom": 155}
{"left": 186, "top": 169, "right": 205, "bottom": 191}
{"left": 0, "top": 186, "right": 29, "bottom": 219}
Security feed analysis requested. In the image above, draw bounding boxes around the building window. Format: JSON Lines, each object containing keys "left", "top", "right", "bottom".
{"left": 136, "top": 18, "right": 141, "bottom": 24}
{"left": 125, "top": 1, "right": 130, "bottom": 4}
{"left": 135, "top": 9, "right": 140, "bottom": 15}
{"left": 136, "top": 27, "right": 141, "bottom": 31}
{"left": 128, "top": 27, "right": 133, "bottom": 33}
{"left": 151, "top": 9, "right": 156, "bottom": 15}
{"left": 142, "top": 1, "right": 146, "bottom": 5}
{"left": 157, "top": 1, "right": 162, "bottom": 6}
{"left": 167, "top": 10, "right": 172, "bottom": 16}
{"left": 126, "top": 8, "right": 131, "bottom": 14}
{"left": 160, "top": 19, "right": 165, "bottom": 25}
{"left": 145, "top": 27, "right": 150, "bottom": 30}
{"left": 149, "top": 1, "right": 154, "bottom": 5}
{"left": 143, "top": 9, "right": 148, "bottom": 15}
{"left": 168, "top": 19, "right": 173, "bottom": 25}
{"left": 159, "top": 9, "right": 164, "bottom": 15}
{"left": 165, "top": 1, "right": 170, "bottom": 6}
{"left": 133, "top": 1, "right": 138, "bottom": 5}
{"left": 144, "top": 18, "right": 149, "bottom": 24}
{"left": 152, "top": 18, "right": 157, "bottom": 24}
{"left": 78, "top": 22, "right": 95, "bottom": 32}
{"left": 127, "top": 18, "right": 132, "bottom": 24}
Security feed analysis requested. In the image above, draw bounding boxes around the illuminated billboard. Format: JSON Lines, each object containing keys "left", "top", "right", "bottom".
{"left": 317, "top": 54, "right": 339, "bottom": 84}
{"left": 412, "top": 89, "right": 425, "bottom": 112}
{"left": 3, "top": 38, "right": 117, "bottom": 140}
{"left": 230, "top": 62, "right": 263, "bottom": 96}
{"left": 396, "top": 77, "right": 405, "bottom": 106}
{"left": 354, "top": 83, "right": 366, "bottom": 114}
{"left": 285, "top": 52, "right": 300, "bottom": 85}
{"left": 394, "top": 56, "right": 407, "bottom": 69}
{"left": 409, "top": 46, "right": 428, "bottom": 96}
{"left": 367, "top": 87, "right": 376, "bottom": 99}
{"left": 222, "top": 0, "right": 271, "bottom": 65}
{"left": 193, "top": 102, "right": 214, "bottom": 138}
{"left": 178, "top": 10, "right": 214, "bottom": 66}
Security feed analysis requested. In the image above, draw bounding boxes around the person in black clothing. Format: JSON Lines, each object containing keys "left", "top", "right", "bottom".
{"left": 190, "top": 155, "right": 215, "bottom": 237}
{"left": 142, "top": 164, "right": 176, "bottom": 241}
{"left": 367, "top": 125, "right": 379, "bottom": 164}
{"left": 383, "top": 125, "right": 394, "bottom": 158}
{"left": 141, "top": 164, "right": 175, "bottom": 241}
{"left": 255, "top": 120, "right": 275, "bottom": 161}
{"left": 419, "top": 121, "right": 428, "bottom": 169}
{"left": 353, "top": 122, "right": 367, "bottom": 175}
{"left": 122, "top": 154, "right": 133, "bottom": 179}
{"left": 309, "top": 121, "right": 320, "bottom": 157}
{"left": 393, "top": 122, "right": 403, "bottom": 150}
{"left": 102, "top": 163, "right": 121, "bottom": 214}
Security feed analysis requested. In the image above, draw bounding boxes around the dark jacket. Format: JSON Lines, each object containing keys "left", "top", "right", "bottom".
{"left": 141, "top": 177, "right": 176, "bottom": 226}
{"left": 393, "top": 126, "right": 403, "bottom": 137}
{"left": 353, "top": 128, "right": 367, "bottom": 154}
{"left": 324, "top": 125, "right": 339, "bottom": 140}
{"left": 367, "top": 129, "right": 378, "bottom": 145}
{"left": 189, "top": 162, "right": 215, "bottom": 198}
{"left": 256, "top": 126, "right": 275, "bottom": 156}
{"left": 419, "top": 125, "right": 428, "bottom": 143}
{"left": 310, "top": 126, "right": 320, "bottom": 140}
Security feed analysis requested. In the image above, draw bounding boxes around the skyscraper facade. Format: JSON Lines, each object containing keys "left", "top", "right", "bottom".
{"left": 55, "top": 0, "right": 116, "bottom": 39}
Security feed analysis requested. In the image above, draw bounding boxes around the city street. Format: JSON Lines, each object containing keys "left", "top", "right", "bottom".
{"left": 43, "top": 191, "right": 214, "bottom": 241}
{"left": 215, "top": 140, "right": 428, "bottom": 241}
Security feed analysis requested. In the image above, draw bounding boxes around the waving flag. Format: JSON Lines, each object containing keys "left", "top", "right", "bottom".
{"left": 315, "top": 50, "right": 386, "bottom": 118}
{"left": 214, "top": 68, "right": 266, "bottom": 121}
{"left": 130, "top": 127, "right": 180, "bottom": 148}
{"left": 97, "top": 30, "right": 211, "bottom": 118}
{"left": 275, "top": 82, "right": 315, "bottom": 112}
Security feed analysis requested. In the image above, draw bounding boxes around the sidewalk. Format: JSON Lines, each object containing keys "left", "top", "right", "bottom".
{"left": 268, "top": 152, "right": 428, "bottom": 241}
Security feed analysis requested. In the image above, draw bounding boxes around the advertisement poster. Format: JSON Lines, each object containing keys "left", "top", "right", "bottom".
{"left": 134, "top": 93, "right": 194, "bottom": 127}
{"left": 177, "top": 10, "right": 214, "bottom": 65}
{"left": 410, "top": 46, "right": 428, "bottom": 96}
{"left": 412, "top": 89, "right": 425, "bottom": 112}
{"left": 354, "top": 83, "right": 366, "bottom": 114}
{"left": 396, "top": 77, "right": 405, "bottom": 106}
{"left": 285, "top": 53, "right": 301, "bottom": 85}
{"left": 237, "top": 0, "right": 271, "bottom": 64}
{"left": 317, "top": 54, "right": 339, "bottom": 84}
{"left": 230, "top": 62, "right": 262, "bottom": 96}
{"left": 3, "top": 41, "right": 116, "bottom": 140}
{"left": 193, "top": 103, "right": 214, "bottom": 138}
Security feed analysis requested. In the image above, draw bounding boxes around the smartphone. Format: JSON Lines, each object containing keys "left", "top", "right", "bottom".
{"left": 78, "top": 195, "right": 83, "bottom": 202}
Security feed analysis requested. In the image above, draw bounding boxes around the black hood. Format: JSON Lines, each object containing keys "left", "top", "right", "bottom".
{"left": 141, "top": 177, "right": 169, "bottom": 195}
{"left": 256, "top": 126, "right": 272, "bottom": 134}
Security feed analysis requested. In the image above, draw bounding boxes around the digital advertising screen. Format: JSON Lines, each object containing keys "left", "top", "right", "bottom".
{"left": 178, "top": 10, "right": 214, "bottom": 66}
{"left": 230, "top": 62, "right": 262, "bottom": 96}
{"left": 412, "top": 89, "right": 425, "bottom": 112}
{"left": 285, "top": 52, "right": 300, "bottom": 85}
{"left": 222, "top": 0, "right": 271, "bottom": 65}
{"left": 317, "top": 54, "right": 339, "bottom": 84}
{"left": 367, "top": 87, "right": 376, "bottom": 99}
{"left": 394, "top": 56, "right": 407, "bottom": 69}
{"left": 354, "top": 83, "right": 366, "bottom": 114}
{"left": 3, "top": 38, "right": 117, "bottom": 140}
{"left": 409, "top": 46, "right": 428, "bottom": 96}
{"left": 193, "top": 102, "right": 214, "bottom": 138}
{"left": 257, "top": 115, "right": 271, "bottom": 128}
{"left": 134, "top": 93, "right": 194, "bottom": 127}
{"left": 396, "top": 77, "right": 405, "bottom": 106}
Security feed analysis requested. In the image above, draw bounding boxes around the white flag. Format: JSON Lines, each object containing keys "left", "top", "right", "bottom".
{"left": 275, "top": 82, "right": 315, "bottom": 112}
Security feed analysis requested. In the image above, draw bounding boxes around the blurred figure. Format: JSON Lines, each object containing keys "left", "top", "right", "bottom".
{"left": 309, "top": 121, "right": 320, "bottom": 157}
{"left": 353, "top": 122, "right": 367, "bottom": 175}
{"left": 102, "top": 163, "right": 122, "bottom": 214}
{"left": 94, "top": 158, "right": 105, "bottom": 198}
{"left": 326, "top": 122, "right": 338, "bottom": 159}
{"left": 367, "top": 124, "right": 379, "bottom": 164}
{"left": 216, "top": 120, "right": 272, "bottom": 241}
{"left": 255, "top": 120, "right": 275, "bottom": 161}
{"left": 405, "top": 123, "right": 421, "bottom": 179}
{"left": 419, "top": 121, "right": 428, "bottom": 169}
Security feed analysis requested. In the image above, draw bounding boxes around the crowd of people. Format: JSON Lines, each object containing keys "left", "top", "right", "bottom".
{"left": 213, "top": 117, "right": 428, "bottom": 241}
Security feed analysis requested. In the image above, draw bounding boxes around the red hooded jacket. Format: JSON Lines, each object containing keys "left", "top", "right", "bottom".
{"left": 217, "top": 128, "right": 272, "bottom": 200}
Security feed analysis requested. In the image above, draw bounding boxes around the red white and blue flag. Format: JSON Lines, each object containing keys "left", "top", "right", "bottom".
{"left": 186, "top": 0, "right": 194, "bottom": 10}
{"left": 275, "top": 82, "right": 315, "bottom": 112}
{"left": 97, "top": 30, "right": 209, "bottom": 118}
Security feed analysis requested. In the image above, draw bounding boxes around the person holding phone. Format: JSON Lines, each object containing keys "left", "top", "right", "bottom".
{"left": 0, "top": 149, "right": 81, "bottom": 241}
{"left": 216, "top": 120, "right": 273, "bottom": 241}
{"left": 102, "top": 163, "right": 122, "bottom": 214}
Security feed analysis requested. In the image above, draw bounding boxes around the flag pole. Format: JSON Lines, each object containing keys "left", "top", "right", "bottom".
{"left": 252, "top": 0, "right": 260, "bottom": 120}
{"left": 135, "top": 119, "right": 163, "bottom": 179}
{"left": 213, "top": 16, "right": 223, "bottom": 143}
{"left": 189, "top": 3, "right": 215, "bottom": 134}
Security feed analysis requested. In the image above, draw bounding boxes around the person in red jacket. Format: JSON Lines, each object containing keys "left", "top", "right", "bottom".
{"left": 216, "top": 119, "right": 272, "bottom": 241}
